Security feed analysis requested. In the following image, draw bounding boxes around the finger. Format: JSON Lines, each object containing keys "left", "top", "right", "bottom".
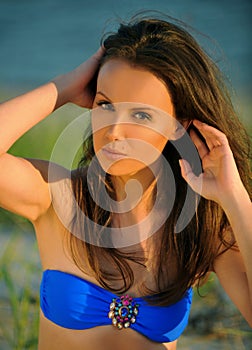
{"left": 79, "top": 47, "right": 105, "bottom": 75}
{"left": 193, "top": 120, "right": 228, "bottom": 149}
{"left": 190, "top": 121, "right": 215, "bottom": 151}
{"left": 190, "top": 128, "right": 209, "bottom": 159}
{"left": 93, "top": 46, "right": 106, "bottom": 60}
{"left": 87, "top": 48, "right": 105, "bottom": 69}
{"left": 179, "top": 159, "right": 203, "bottom": 195}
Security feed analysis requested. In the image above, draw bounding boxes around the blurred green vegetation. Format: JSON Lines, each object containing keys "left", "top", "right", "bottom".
{"left": 8, "top": 103, "right": 88, "bottom": 164}
{"left": 0, "top": 231, "right": 40, "bottom": 350}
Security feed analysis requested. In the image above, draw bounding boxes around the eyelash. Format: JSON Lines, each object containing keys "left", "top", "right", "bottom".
{"left": 133, "top": 112, "right": 152, "bottom": 121}
{"left": 96, "top": 100, "right": 115, "bottom": 111}
{"left": 96, "top": 100, "right": 152, "bottom": 122}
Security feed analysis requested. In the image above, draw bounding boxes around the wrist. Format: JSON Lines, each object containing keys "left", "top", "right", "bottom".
{"left": 52, "top": 72, "right": 76, "bottom": 109}
{"left": 220, "top": 185, "right": 251, "bottom": 215}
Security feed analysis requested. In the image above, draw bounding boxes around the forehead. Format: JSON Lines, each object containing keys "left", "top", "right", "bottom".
{"left": 97, "top": 59, "right": 174, "bottom": 116}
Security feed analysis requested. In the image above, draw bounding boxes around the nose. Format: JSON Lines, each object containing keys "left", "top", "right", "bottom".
{"left": 105, "top": 116, "right": 126, "bottom": 142}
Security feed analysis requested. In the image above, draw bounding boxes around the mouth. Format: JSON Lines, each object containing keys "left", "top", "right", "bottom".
{"left": 102, "top": 147, "right": 128, "bottom": 160}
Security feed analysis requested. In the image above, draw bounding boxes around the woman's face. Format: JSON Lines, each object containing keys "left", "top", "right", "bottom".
{"left": 92, "top": 59, "right": 180, "bottom": 176}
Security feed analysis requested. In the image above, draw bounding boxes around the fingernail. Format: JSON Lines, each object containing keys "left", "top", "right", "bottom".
{"left": 179, "top": 159, "right": 186, "bottom": 169}
{"left": 193, "top": 120, "right": 204, "bottom": 125}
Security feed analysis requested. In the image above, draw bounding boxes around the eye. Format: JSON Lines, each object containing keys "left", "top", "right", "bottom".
{"left": 132, "top": 111, "right": 152, "bottom": 121}
{"left": 96, "top": 100, "right": 115, "bottom": 111}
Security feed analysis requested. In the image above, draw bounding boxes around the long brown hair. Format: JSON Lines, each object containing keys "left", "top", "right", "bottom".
{"left": 69, "top": 14, "right": 251, "bottom": 305}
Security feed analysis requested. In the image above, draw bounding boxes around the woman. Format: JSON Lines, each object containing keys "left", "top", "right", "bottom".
{"left": 0, "top": 15, "right": 251, "bottom": 350}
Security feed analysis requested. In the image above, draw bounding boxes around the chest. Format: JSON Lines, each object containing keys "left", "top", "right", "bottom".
{"left": 34, "top": 205, "right": 177, "bottom": 297}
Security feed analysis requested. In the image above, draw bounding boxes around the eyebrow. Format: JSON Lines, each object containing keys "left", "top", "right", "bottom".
{"left": 96, "top": 91, "right": 112, "bottom": 102}
{"left": 130, "top": 107, "right": 157, "bottom": 112}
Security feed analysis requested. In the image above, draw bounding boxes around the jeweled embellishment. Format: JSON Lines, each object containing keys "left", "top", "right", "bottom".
{"left": 108, "top": 294, "right": 139, "bottom": 329}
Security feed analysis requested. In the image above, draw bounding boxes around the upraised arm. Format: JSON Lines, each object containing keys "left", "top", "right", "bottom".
{"left": 179, "top": 120, "right": 252, "bottom": 326}
{"left": 0, "top": 48, "right": 104, "bottom": 222}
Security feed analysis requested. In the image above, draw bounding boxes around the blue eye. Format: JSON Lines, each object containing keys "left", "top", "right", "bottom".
{"left": 133, "top": 111, "right": 152, "bottom": 121}
{"left": 96, "top": 101, "right": 114, "bottom": 111}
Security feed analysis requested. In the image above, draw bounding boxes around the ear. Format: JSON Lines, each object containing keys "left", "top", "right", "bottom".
{"left": 170, "top": 120, "right": 192, "bottom": 140}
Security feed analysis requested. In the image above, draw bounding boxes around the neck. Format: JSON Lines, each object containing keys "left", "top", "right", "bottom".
{"left": 113, "top": 166, "right": 155, "bottom": 199}
{"left": 110, "top": 162, "right": 161, "bottom": 227}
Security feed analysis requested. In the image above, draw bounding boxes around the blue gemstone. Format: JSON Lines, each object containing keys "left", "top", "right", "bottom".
{"left": 120, "top": 306, "right": 129, "bottom": 318}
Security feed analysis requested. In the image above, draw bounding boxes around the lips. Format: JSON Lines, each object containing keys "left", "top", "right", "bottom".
{"left": 102, "top": 147, "right": 128, "bottom": 160}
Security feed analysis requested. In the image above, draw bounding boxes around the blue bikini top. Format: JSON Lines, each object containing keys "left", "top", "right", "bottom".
{"left": 40, "top": 269, "right": 193, "bottom": 343}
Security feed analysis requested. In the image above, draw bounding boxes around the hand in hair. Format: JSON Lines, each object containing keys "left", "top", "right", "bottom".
{"left": 179, "top": 119, "right": 247, "bottom": 207}
{"left": 53, "top": 47, "right": 105, "bottom": 109}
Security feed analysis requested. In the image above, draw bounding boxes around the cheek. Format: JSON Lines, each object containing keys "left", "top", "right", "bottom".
{"left": 92, "top": 129, "right": 105, "bottom": 152}
{"left": 133, "top": 130, "right": 168, "bottom": 153}
{"left": 150, "top": 134, "right": 168, "bottom": 152}
{"left": 127, "top": 132, "right": 168, "bottom": 166}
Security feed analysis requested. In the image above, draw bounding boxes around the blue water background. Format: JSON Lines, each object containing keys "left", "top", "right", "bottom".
{"left": 0, "top": 0, "right": 251, "bottom": 118}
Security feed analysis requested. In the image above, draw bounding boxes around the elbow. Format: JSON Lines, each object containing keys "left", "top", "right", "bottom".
{"left": 244, "top": 302, "right": 252, "bottom": 328}
{"left": 247, "top": 317, "right": 252, "bottom": 329}
{"left": 248, "top": 312, "right": 252, "bottom": 328}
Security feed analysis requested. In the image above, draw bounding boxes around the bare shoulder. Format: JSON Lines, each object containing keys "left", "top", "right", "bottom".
{"left": 42, "top": 163, "right": 84, "bottom": 234}
{"left": 26, "top": 158, "right": 70, "bottom": 182}
{"left": 26, "top": 158, "right": 74, "bottom": 222}
{"left": 0, "top": 155, "right": 68, "bottom": 222}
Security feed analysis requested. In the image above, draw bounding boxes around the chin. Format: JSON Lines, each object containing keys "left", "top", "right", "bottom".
{"left": 99, "top": 159, "right": 148, "bottom": 177}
